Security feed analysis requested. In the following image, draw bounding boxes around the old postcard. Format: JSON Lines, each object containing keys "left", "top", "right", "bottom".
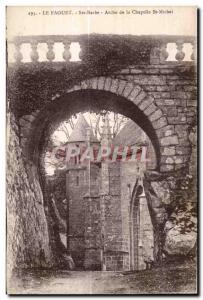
{"left": 6, "top": 6, "right": 198, "bottom": 294}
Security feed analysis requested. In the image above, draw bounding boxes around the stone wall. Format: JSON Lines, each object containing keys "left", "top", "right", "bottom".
{"left": 12, "top": 60, "right": 197, "bottom": 271}
{"left": 66, "top": 163, "right": 101, "bottom": 269}
{"left": 114, "top": 64, "right": 196, "bottom": 172}
{"left": 7, "top": 113, "right": 53, "bottom": 277}
{"left": 18, "top": 64, "right": 196, "bottom": 175}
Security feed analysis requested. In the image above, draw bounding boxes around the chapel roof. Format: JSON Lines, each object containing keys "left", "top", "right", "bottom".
{"left": 68, "top": 114, "right": 99, "bottom": 143}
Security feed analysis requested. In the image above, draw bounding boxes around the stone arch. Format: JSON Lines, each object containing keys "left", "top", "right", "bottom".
{"left": 20, "top": 76, "right": 182, "bottom": 173}
{"left": 62, "top": 76, "right": 180, "bottom": 172}
{"left": 65, "top": 77, "right": 166, "bottom": 134}
{"left": 16, "top": 75, "right": 192, "bottom": 270}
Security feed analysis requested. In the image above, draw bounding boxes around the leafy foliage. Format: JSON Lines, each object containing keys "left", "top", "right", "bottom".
{"left": 165, "top": 174, "right": 197, "bottom": 234}
{"left": 7, "top": 35, "right": 155, "bottom": 118}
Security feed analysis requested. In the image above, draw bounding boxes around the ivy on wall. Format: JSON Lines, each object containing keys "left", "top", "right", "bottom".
{"left": 7, "top": 34, "right": 196, "bottom": 118}
{"left": 7, "top": 35, "right": 155, "bottom": 118}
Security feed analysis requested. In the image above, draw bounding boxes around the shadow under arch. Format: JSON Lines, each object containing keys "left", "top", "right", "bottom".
{"left": 29, "top": 89, "right": 161, "bottom": 171}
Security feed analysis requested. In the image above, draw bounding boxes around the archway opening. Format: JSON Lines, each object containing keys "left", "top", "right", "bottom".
{"left": 29, "top": 89, "right": 161, "bottom": 168}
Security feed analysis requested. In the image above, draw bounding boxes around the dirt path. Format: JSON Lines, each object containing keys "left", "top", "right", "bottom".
{"left": 7, "top": 262, "right": 197, "bottom": 295}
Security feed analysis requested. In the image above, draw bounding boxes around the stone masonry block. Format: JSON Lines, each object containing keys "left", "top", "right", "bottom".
{"left": 159, "top": 92, "right": 171, "bottom": 98}
{"left": 148, "top": 92, "right": 162, "bottom": 99}
{"left": 186, "top": 91, "right": 197, "bottom": 99}
{"left": 145, "top": 69, "right": 160, "bottom": 75}
{"left": 66, "top": 87, "right": 75, "bottom": 94}
{"left": 187, "top": 99, "right": 197, "bottom": 107}
{"left": 160, "top": 69, "right": 174, "bottom": 74}
{"left": 144, "top": 103, "right": 157, "bottom": 116}
{"left": 133, "top": 75, "right": 166, "bottom": 86}
{"left": 168, "top": 117, "right": 186, "bottom": 125}
{"left": 130, "top": 69, "right": 143, "bottom": 74}
{"left": 156, "top": 99, "right": 175, "bottom": 106}
{"left": 178, "top": 137, "right": 190, "bottom": 147}
{"left": 91, "top": 77, "right": 98, "bottom": 89}
{"left": 19, "top": 117, "right": 31, "bottom": 127}
{"left": 81, "top": 80, "right": 90, "bottom": 89}
{"left": 122, "top": 82, "right": 135, "bottom": 98}
{"left": 149, "top": 109, "right": 163, "bottom": 122}
{"left": 31, "top": 110, "right": 40, "bottom": 117}
{"left": 110, "top": 78, "right": 119, "bottom": 94}
{"left": 144, "top": 86, "right": 157, "bottom": 92}
{"left": 165, "top": 129, "right": 174, "bottom": 137}
{"left": 73, "top": 84, "right": 81, "bottom": 91}
{"left": 184, "top": 86, "right": 197, "bottom": 92}
{"left": 117, "top": 80, "right": 127, "bottom": 95}
{"left": 161, "top": 156, "right": 174, "bottom": 164}
{"left": 160, "top": 146, "right": 176, "bottom": 156}
{"left": 152, "top": 116, "right": 168, "bottom": 129}
{"left": 174, "top": 155, "right": 186, "bottom": 164}
{"left": 117, "top": 68, "right": 130, "bottom": 74}
{"left": 175, "top": 164, "right": 185, "bottom": 171}
{"left": 175, "top": 146, "right": 191, "bottom": 155}
{"left": 160, "top": 164, "right": 174, "bottom": 172}
{"left": 156, "top": 86, "right": 171, "bottom": 92}
{"left": 160, "top": 135, "right": 179, "bottom": 146}
{"left": 170, "top": 91, "right": 188, "bottom": 99}
{"left": 127, "top": 86, "right": 142, "bottom": 103}
{"left": 22, "top": 114, "right": 36, "bottom": 123}
{"left": 162, "top": 106, "right": 178, "bottom": 117}
{"left": 130, "top": 90, "right": 146, "bottom": 105}
{"left": 156, "top": 125, "right": 175, "bottom": 138}
{"left": 138, "top": 96, "right": 154, "bottom": 111}
{"left": 175, "top": 124, "right": 188, "bottom": 138}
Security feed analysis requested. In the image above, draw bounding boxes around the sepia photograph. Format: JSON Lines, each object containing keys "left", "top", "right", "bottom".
{"left": 6, "top": 6, "right": 198, "bottom": 294}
